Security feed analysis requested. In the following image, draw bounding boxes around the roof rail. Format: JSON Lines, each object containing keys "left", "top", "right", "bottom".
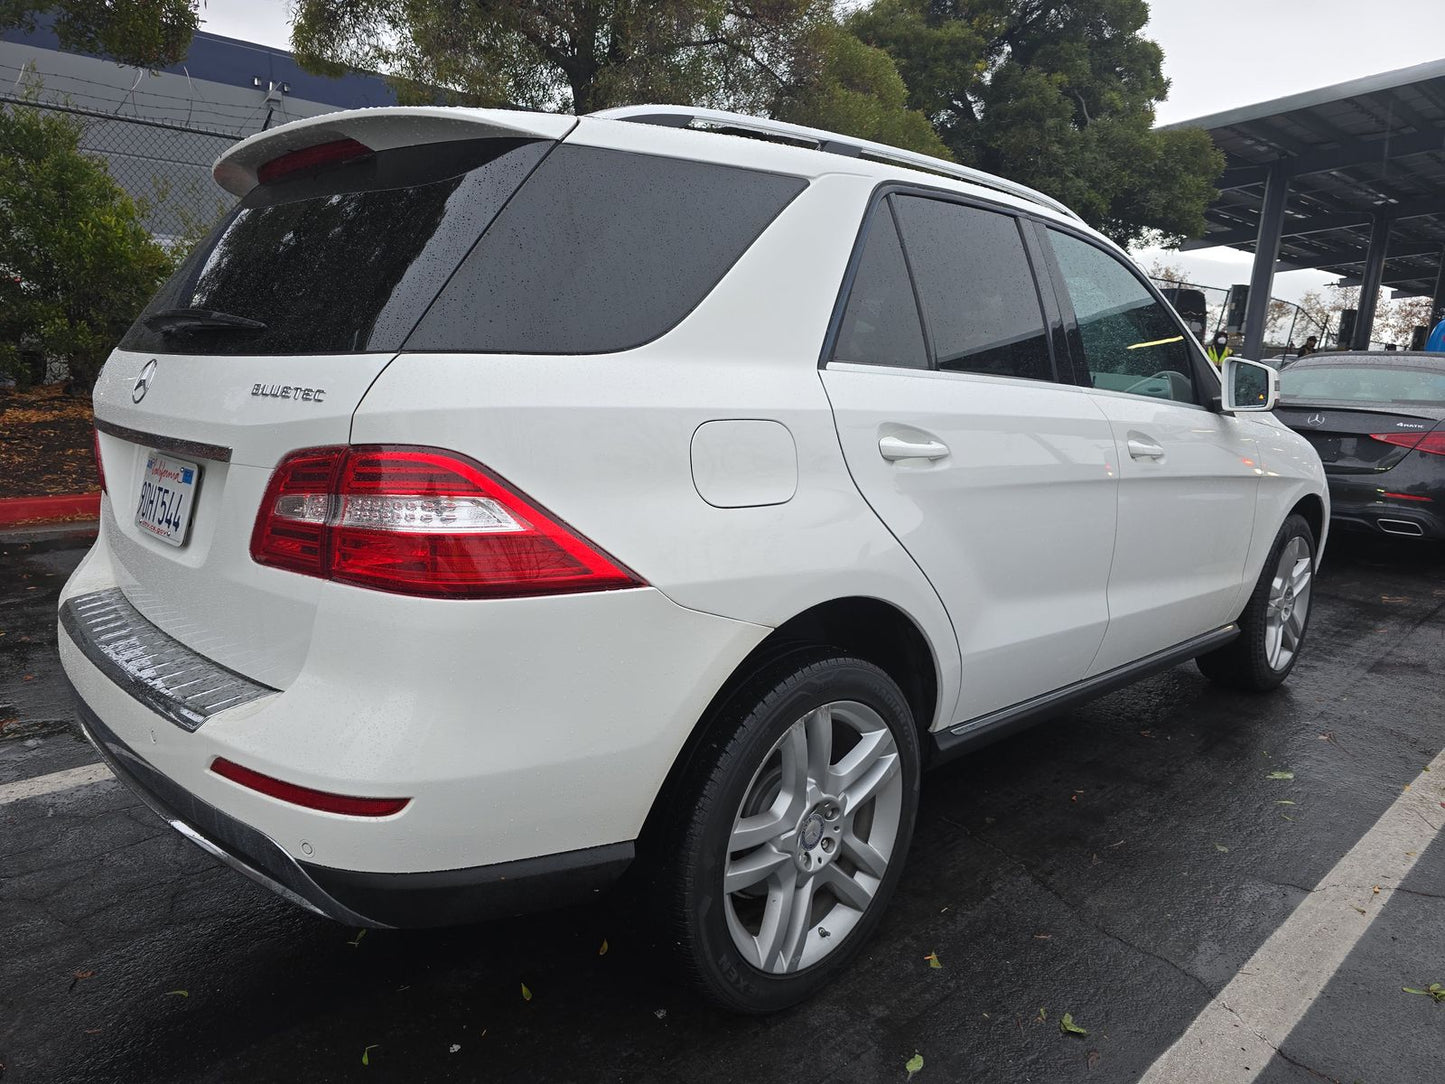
{"left": 589, "top": 104, "right": 1081, "bottom": 222}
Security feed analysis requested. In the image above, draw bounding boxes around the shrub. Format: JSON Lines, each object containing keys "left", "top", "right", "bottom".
{"left": 0, "top": 100, "right": 176, "bottom": 391}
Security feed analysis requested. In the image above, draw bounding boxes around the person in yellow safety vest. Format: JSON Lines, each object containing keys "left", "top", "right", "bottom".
{"left": 1206, "top": 331, "right": 1232, "bottom": 368}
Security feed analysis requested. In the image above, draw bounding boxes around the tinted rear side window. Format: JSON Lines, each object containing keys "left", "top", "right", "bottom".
{"left": 831, "top": 203, "right": 928, "bottom": 369}
{"left": 406, "top": 145, "right": 807, "bottom": 355}
{"left": 891, "top": 195, "right": 1053, "bottom": 381}
{"left": 121, "top": 139, "right": 550, "bottom": 356}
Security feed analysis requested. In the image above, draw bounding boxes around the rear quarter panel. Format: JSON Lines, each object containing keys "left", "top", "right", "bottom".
{"left": 349, "top": 174, "right": 964, "bottom": 731}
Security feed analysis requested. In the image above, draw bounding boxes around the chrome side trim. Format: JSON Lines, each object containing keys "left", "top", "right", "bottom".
{"left": 60, "top": 588, "right": 276, "bottom": 732}
{"left": 94, "top": 417, "right": 232, "bottom": 463}
{"left": 931, "top": 624, "right": 1241, "bottom": 763}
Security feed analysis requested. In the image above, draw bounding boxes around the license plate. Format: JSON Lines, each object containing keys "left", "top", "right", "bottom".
{"left": 1309, "top": 436, "right": 1340, "bottom": 463}
{"left": 134, "top": 451, "right": 200, "bottom": 547}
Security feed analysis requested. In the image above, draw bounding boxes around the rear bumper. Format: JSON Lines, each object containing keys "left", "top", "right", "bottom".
{"left": 71, "top": 685, "right": 633, "bottom": 928}
{"left": 1326, "top": 476, "right": 1445, "bottom": 540}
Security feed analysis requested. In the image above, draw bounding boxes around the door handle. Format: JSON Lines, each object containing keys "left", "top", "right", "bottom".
{"left": 879, "top": 435, "right": 950, "bottom": 461}
{"left": 1127, "top": 435, "right": 1165, "bottom": 460}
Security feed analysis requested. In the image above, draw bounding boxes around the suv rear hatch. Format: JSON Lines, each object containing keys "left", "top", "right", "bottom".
{"left": 90, "top": 109, "right": 575, "bottom": 688}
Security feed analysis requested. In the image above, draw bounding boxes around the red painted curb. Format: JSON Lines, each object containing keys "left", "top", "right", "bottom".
{"left": 0, "top": 492, "right": 101, "bottom": 527}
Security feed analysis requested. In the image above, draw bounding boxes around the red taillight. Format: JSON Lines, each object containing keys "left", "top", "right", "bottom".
{"left": 1371, "top": 431, "right": 1445, "bottom": 456}
{"left": 211, "top": 757, "right": 409, "bottom": 817}
{"left": 92, "top": 427, "right": 106, "bottom": 494}
{"left": 1381, "top": 491, "right": 1433, "bottom": 502}
{"left": 251, "top": 446, "right": 644, "bottom": 599}
{"left": 250, "top": 446, "right": 345, "bottom": 577}
{"left": 257, "top": 138, "right": 372, "bottom": 185}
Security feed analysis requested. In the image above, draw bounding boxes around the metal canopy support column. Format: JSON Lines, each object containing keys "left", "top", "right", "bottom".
{"left": 1351, "top": 212, "right": 1392, "bottom": 350}
{"left": 1242, "top": 163, "right": 1291, "bottom": 360}
{"left": 1430, "top": 248, "right": 1445, "bottom": 332}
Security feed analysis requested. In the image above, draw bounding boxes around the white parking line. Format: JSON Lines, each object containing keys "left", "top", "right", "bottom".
{"left": 0, "top": 762, "right": 114, "bottom": 806}
{"left": 1138, "top": 747, "right": 1445, "bottom": 1084}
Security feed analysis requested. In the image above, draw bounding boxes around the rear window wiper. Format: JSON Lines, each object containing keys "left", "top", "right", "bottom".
{"left": 142, "top": 308, "right": 266, "bottom": 334}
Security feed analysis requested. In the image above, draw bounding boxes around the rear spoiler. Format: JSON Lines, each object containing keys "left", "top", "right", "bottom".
{"left": 213, "top": 107, "right": 579, "bottom": 197}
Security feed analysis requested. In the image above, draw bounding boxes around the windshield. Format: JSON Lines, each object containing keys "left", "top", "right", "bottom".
{"left": 1280, "top": 363, "right": 1445, "bottom": 407}
{"left": 120, "top": 138, "right": 550, "bottom": 356}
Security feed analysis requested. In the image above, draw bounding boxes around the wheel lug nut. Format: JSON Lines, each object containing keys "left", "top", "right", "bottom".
{"left": 821, "top": 838, "right": 834, "bottom": 853}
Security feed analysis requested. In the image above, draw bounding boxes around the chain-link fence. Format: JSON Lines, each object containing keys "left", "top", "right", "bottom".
{"left": 1, "top": 93, "right": 240, "bottom": 244}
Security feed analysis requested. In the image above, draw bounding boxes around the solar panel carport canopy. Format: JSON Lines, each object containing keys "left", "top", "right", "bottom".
{"left": 1163, "top": 59, "right": 1445, "bottom": 355}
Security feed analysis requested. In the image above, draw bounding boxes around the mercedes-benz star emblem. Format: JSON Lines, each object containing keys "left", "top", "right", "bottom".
{"left": 132, "top": 358, "right": 158, "bottom": 403}
{"left": 1305, "top": 413, "right": 1326, "bottom": 427}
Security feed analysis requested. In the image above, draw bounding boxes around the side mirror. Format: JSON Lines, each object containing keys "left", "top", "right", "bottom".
{"left": 1220, "top": 357, "right": 1279, "bottom": 412}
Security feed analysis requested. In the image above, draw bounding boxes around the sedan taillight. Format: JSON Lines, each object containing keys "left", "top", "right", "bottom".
{"left": 251, "top": 446, "right": 643, "bottom": 599}
{"left": 1371, "top": 431, "right": 1445, "bottom": 456}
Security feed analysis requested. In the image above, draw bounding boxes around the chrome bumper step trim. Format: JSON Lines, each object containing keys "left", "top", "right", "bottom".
{"left": 60, "top": 587, "right": 277, "bottom": 731}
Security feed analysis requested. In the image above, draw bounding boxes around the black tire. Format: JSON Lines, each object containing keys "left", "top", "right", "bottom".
{"left": 1197, "top": 513, "right": 1316, "bottom": 691}
{"left": 656, "top": 651, "right": 921, "bottom": 1013}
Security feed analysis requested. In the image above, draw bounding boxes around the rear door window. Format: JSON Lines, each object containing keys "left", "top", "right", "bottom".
{"left": 890, "top": 195, "right": 1055, "bottom": 382}
{"left": 121, "top": 139, "right": 551, "bottom": 356}
{"left": 405, "top": 145, "right": 806, "bottom": 355}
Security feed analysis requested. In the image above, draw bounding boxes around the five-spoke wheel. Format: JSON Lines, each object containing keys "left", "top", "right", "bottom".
{"left": 656, "top": 653, "right": 920, "bottom": 1013}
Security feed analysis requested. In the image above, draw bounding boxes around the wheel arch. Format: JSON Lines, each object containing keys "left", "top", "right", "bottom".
{"left": 637, "top": 596, "right": 939, "bottom": 850}
{"left": 1290, "top": 492, "right": 1327, "bottom": 562}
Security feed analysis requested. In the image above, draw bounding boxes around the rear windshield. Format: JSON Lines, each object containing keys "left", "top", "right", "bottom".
{"left": 121, "top": 139, "right": 550, "bottom": 356}
{"left": 1280, "top": 363, "right": 1445, "bottom": 407}
{"left": 122, "top": 140, "right": 806, "bottom": 358}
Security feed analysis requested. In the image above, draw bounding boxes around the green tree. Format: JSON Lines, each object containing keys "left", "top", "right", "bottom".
{"left": 775, "top": 23, "right": 951, "bottom": 157}
{"left": 0, "top": 1, "right": 199, "bottom": 69}
{"left": 848, "top": 0, "right": 1223, "bottom": 247}
{"left": 0, "top": 100, "right": 175, "bottom": 389}
{"left": 291, "top": 0, "right": 944, "bottom": 153}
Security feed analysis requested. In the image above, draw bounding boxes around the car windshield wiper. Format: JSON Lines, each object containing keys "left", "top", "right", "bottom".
{"left": 142, "top": 308, "right": 266, "bottom": 334}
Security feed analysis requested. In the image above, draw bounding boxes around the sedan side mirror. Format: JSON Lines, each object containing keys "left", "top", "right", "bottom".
{"left": 1220, "top": 357, "right": 1279, "bottom": 412}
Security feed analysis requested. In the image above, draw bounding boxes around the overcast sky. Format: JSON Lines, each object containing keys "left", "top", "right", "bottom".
{"left": 196, "top": 0, "right": 1445, "bottom": 303}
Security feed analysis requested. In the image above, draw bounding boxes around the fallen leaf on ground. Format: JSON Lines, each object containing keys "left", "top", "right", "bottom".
{"left": 1267, "top": 771, "right": 1294, "bottom": 780}
{"left": 1060, "top": 1012, "right": 1088, "bottom": 1036}
{"left": 1372, "top": 885, "right": 1381, "bottom": 894}
{"left": 1275, "top": 800, "right": 1295, "bottom": 805}
{"left": 361, "top": 1044, "right": 379, "bottom": 1066}
{"left": 521, "top": 982, "right": 532, "bottom": 1001}
{"left": 905, "top": 1053, "right": 924, "bottom": 1078}
{"left": 165, "top": 990, "right": 188, "bottom": 998}
{"left": 449, "top": 1044, "right": 460, "bottom": 1054}
{"left": 348, "top": 929, "right": 367, "bottom": 948}
{"left": 1213, "top": 843, "right": 1229, "bottom": 853}
{"left": 1402, "top": 983, "right": 1445, "bottom": 1003}
{"left": 924, "top": 951, "right": 942, "bottom": 969}
{"left": 599, "top": 938, "right": 609, "bottom": 956}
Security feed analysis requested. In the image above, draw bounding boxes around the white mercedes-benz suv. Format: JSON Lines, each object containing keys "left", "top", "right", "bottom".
{"left": 58, "top": 104, "right": 1327, "bottom": 1013}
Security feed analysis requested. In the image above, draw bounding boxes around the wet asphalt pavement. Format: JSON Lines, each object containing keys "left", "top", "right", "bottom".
{"left": 2, "top": 533, "right": 1443, "bottom": 1084}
